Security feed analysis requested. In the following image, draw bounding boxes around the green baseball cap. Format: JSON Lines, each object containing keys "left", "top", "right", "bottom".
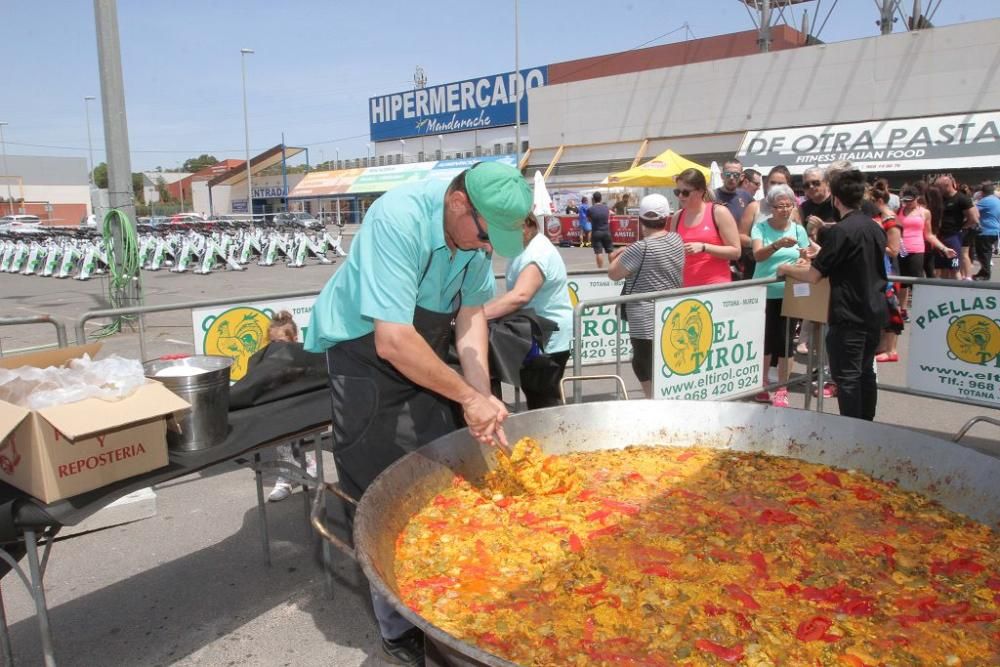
{"left": 465, "top": 161, "right": 532, "bottom": 257}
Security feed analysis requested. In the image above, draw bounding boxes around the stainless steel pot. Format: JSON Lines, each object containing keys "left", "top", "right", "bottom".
{"left": 320, "top": 400, "right": 1000, "bottom": 667}
{"left": 143, "top": 355, "right": 232, "bottom": 452}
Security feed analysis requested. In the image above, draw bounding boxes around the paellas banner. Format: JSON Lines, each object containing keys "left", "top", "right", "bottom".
{"left": 192, "top": 298, "right": 315, "bottom": 381}
{"left": 906, "top": 285, "right": 1000, "bottom": 407}
{"left": 369, "top": 67, "right": 547, "bottom": 142}
{"left": 567, "top": 274, "right": 631, "bottom": 366}
{"left": 653, "top": 285, "right": 766, "bottom": 400}
{"left": 737, "top": 111, "right": 1000, "bottom": 174}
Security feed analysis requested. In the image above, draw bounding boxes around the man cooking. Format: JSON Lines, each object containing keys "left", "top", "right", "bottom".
{"left": 305, "top": 161, "right": 532, "bottom": 666}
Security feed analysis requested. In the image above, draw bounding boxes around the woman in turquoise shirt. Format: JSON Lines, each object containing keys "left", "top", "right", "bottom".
{"left": 751, "top": 183, "right": 812, "bottom": 408}
{"left": 485, "top": 212, "right": 573, "bottom": 408}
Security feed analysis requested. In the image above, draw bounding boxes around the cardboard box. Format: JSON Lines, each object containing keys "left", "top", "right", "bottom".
{"left": 0, "top": 345, "right": 190, "bottom": 504}
{"left": 781, "top": 278, "right": 831, "bottom": 323}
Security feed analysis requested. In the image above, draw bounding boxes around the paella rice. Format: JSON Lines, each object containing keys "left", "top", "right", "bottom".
{"left": 395, "top": 438, "right": 1000, "bottom": 666}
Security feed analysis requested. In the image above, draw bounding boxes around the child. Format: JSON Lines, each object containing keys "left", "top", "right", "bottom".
{"left": 266, "top": 311, "right": 318, "bottom": 501}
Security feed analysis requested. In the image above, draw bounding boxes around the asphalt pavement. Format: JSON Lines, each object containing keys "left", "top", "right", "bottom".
{"left": 0, "top": 229, "right": 997, "bottom": 666}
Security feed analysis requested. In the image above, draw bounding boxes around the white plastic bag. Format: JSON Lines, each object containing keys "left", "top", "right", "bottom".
{"left": 0, "top": 354, "right": 147, "bottom": 410}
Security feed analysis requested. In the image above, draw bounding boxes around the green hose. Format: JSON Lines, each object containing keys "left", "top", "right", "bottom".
{"left": 91, "top": 208, "right": 142, "bottom": 339}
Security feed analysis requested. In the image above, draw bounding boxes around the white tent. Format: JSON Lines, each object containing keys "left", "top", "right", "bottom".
{"left": 532, "top": 170, "right": 554, "bottom": 216}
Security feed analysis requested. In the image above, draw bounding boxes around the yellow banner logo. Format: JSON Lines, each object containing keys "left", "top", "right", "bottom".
{"left": 660, "top": 298, "right": 714, "bottom": 376}
{"left": 946, "top": 314, "right": 1000, "bottom": 365}
{"left": 202, "top": 306, "right": 272, "bottom": 380}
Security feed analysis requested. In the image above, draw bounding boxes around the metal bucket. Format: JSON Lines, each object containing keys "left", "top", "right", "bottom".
{"left": 143, "top": 355, "right": 232, "bottom": 452}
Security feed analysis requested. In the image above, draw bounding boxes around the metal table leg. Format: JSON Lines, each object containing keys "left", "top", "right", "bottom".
{"left": 253, "top": 452, "right": 271, "bottom": 566}
{"left": 0, "top": 583, "right": 14, "bottom": 667}
{"left": 314, "top": 436, "right": 334, "bottom": 598}
{"left": 23, "top": 529, "right": 56, "bottom": 667}
{"left": 293, "top": 439, "right": 311, "bottom": 527}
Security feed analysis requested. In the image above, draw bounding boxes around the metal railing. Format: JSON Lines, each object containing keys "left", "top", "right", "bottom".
{"left": 74, "top": 289, "right": 322, "bottom": 361}
{"left": 0, "top": 315, "right": 68, "bottom": 353}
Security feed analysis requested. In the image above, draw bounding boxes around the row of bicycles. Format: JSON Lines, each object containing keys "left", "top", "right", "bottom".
{"left": 0, "top": 221, "right": 348, "bottom": 280}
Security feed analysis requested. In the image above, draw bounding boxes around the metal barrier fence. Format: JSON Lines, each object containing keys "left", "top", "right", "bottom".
{"left": 567, "top": 277, "right": 831, "bottom": 407}
{"left": 0, "top": 315, "right": 68, "bottom": 353}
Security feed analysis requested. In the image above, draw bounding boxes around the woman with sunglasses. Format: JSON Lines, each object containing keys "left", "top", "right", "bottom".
{"left": 751, "top": 184, "right": 812, "bottom": 407}
{"left": 669, "top": 168, "right": 741, "bottom": 286}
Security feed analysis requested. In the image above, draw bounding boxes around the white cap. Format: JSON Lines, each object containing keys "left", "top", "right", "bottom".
{"left": 639, "top": 193, "right": 671, "bottom": 221}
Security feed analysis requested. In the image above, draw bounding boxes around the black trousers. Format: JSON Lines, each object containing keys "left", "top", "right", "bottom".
{"left": 974, "top": 235, "right": 997, "bottom": 279}
{"left": 826, "top": 324, "right": 881, "bottom": 421}
{"left": 492, "top": 351, "right": 571, "bottom": 410}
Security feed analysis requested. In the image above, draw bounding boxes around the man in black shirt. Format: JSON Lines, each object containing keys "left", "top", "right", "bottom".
{"left": 779, "top": 169, "right": 887, "bottom": 421}
{"left": 934, "top": 175, "right": 979, "bottom": 279}
{"left": 587, "top": 191, "right": 613, "bottom": 268}
{"left": 799, "top": 166, "right": 840, "bottom": 241}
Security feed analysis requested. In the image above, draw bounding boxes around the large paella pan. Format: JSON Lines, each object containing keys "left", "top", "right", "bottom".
{"left": 322, "top": 401, "right": 1000, "bottom": 666}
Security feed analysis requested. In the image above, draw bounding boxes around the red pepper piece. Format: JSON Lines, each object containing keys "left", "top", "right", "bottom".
{"left": 931, "top": 556, "right": 986, "bottom": 577}
{"left": 986, "top": 576, "right": 1000, "bottom": 591}
{"left": 781, "top": 472, "right": 810, "bottom": 491}
{"left": 787, "top": 496, "right": 820, "bottom": 508}
{"left": 641, "top": 564, "right": 677, "bottom": 578}
{"left": 851, "top": 485, "right": 880, "bottom": 501}
{"left": 587, "top": 524, "right": 623, "bottom": 539}
{"left": 757, "top": 508, "right": 799, "bottom": 525}
{"left": 600, "top": 498, "right": 641, "bottom": 516}
{"left": 568, "top": 533, "right": 583, "bottom": 553}
{"left": 676, "top": 450, "right": 697, "bottom": 462}
{"left": 576, "top": 578, "right": 607, "bottom": 595}
{"left": 703, "top": 602, "right": 727, "bottom": 616}
{"left": 724, "top": 583, "right": 761, "bottom": 611}
{"left": 816, "top": 471, "right": 843, "bottom": 487}
{"left": 694, "top": 639, "right": 744, "bottom": 662}
{"left": 586, "top": 508, "right": 613, "bottom": 522}
{"left": 795, "top": 616, "right": 834, "bottom": 642}
{"left": 749, "top": 551, "right": 769, "bottom": 579}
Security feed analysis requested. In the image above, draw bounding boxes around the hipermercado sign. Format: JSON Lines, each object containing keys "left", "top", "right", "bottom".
{"left": 653, "top": 285, "right": 766, "bottom": 400}
{"left": 737, "top": 111, "right": 1000, "bottom": 174}
{"left": 906, "top": 285, "right": 1000, "bottom": 407}
{"left": 369, "top": 67, "right": 547, "bottom": 141}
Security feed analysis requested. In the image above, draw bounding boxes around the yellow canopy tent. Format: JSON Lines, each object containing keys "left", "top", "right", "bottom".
{"left": 605, "top": 149, "right": 710, "bottom": 187}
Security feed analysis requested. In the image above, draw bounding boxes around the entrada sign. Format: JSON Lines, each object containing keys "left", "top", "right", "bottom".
{"left": 369, "top": 67, "right": 548, "bottom": 141}
{"left": 738, "top": 112, "right": 1000, "bottom": 173}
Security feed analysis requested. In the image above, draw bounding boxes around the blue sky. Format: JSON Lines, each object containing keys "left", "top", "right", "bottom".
{"left": 1, "top": 0, "right": 997, "bottom": 172}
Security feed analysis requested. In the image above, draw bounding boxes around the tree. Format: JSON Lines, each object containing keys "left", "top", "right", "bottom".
{"left": 182, "top": 154, "right": 218, "bottom": 173}
{"left": 132, "top": 172, "right": 145, "bottom": 204}
{"left": 92, "top": 162, "right": 108, "bottom": 189}
{"left": 155, "top": 176, "right": 172, "bottom": 203}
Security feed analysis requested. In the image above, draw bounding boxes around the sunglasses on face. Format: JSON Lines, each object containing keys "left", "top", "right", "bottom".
{"left": 723, "top": 171, "right": 741, "bottom": 178}
{"left": 805, "top": 180, "right": 823, "bottom": 188}
{"left": 468, "top": 206, "right": 491, "bottom": 242}
{"left": 674, "top": 188, "right": 698, "bottom": 198}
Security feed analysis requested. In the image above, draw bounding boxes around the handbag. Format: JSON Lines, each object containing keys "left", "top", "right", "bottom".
{"left": 617, "top": 242, "right": 648, "bottom": 323}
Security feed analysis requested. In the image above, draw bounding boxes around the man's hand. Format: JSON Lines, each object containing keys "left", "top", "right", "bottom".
{"left": 774, "top": 236, "right": 798, "bottom": 249}
{"left": 462, "top": 392, "right": 510, "bottom": 450}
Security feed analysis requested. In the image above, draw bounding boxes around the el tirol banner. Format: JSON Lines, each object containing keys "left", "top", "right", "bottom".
{"left": 906, "top": 285, "right": 1000, "bottom": 407}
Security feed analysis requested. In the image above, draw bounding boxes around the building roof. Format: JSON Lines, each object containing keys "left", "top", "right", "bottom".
{"left": 142, "top": 171, "right": 191, "bottom": 186}
{"left": 547, "top": 26, "right": 806, "bottom": 85}
{"left": 191, "top": 159, "right": 245, "bottom": 182}
{"left": 208, "top": 146, "right": 306, "bottom": 187}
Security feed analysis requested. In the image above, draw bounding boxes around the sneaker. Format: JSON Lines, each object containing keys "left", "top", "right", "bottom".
{"left": 771, "top": 388, "right": 790, "bottom": 408}
{"left": 811, "top": 382, "right": 838, "bottom": 398}
{"left": 268, "top": 480, "right": 292, "bottom": 502}
{"left": 754, "top": 390, "right": 771, "bottom": 403}
{"left": 795, "top": 342, "right": 809, "bottom": 355}
{"left": 378, "top": 628, "right": 425, "bottom": 667}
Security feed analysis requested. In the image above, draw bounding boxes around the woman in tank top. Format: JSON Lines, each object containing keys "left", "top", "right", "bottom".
{"left": 670, "top": 168, "right": 741, "bottom": 286}
{"left": 895, "top": 184, "right": 954, "bottom": 319}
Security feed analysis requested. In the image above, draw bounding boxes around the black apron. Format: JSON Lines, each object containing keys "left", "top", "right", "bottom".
{"left": 325, "top": 257, "right": 472, "bottom": 500}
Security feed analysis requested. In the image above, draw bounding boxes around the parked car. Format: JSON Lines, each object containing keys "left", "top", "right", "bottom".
{"left": 273, "top": 212, "right": 324, "bottom": 230}
{"left": 168, "top": 212, "right": 210, "bottom": 225}
{"left": 0, "top": 214, "right": 43, "bottom": 234}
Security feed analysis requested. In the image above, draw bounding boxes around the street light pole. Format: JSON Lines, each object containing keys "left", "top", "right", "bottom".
{"left": 0, "top": 122, "right": 12, "bottom": 215}
{"left": 83, "top": 96, "right": 97, "bottom": 185}
{"left": 514, "top": 0, "right": 521, "bottom": 164}
{"left": 400, "top": 139, "right": 405, "bottom": 163}
{"left": 240, "top": 48, "right": 254, "bottom": 219}
{"left": 438, "top": 134, "right": 443, "bottom": 160}
{"left": 335, "top": 147, "right": 339, "bottom": 170}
